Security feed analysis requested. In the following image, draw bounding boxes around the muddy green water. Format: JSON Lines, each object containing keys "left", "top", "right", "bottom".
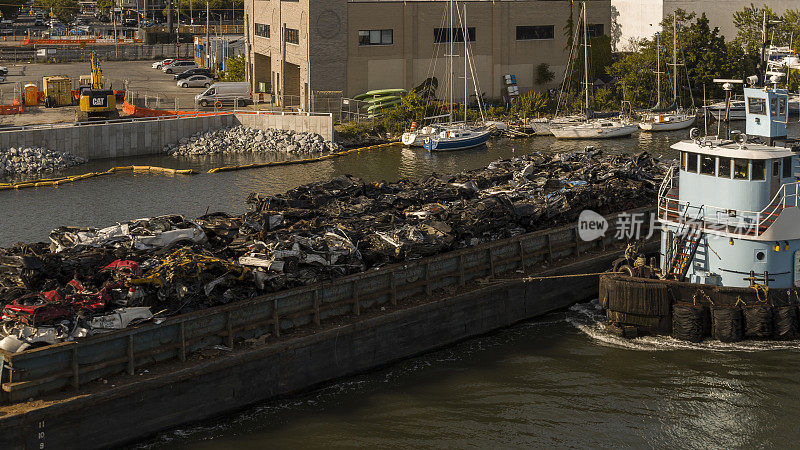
{"left": 3, "top": 124, "right": 800, "bottom": 448}
{"left": 0, "top": 129, "right": 685, "bottom": 246}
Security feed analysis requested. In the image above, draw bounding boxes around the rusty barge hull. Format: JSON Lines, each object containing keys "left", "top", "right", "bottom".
{"left": 0, "top": 209, "right": 656, "bottom": 449}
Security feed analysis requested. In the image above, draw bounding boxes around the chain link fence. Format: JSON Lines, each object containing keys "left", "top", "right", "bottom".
{"left": 0, "top": 44, "right": 192, "bottom": 63}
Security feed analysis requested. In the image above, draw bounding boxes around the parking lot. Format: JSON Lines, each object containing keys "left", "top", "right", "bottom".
{"left": 0, "top": 59, "right": 220, "bottom": 127}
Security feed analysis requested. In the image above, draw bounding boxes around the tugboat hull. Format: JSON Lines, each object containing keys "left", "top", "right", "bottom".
{"left": 599, "top": 274, "right": 797, "bottom": 341}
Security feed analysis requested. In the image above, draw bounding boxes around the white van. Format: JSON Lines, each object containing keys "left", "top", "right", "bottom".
{"left": 195, "top": 82, "right": 251, "bottom": 108}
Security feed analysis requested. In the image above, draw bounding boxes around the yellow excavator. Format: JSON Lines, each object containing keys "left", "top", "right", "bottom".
{"left": 75, "top": 52, "right": 119, "bottom": 122}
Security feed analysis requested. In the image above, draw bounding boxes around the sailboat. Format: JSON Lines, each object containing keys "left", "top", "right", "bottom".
{"left": 638, "top": 16, "right": 696, "bottom": 131}
{"left": 551, "top": 2, "right": 637, "bottom": 140}
{"left": 422, "top": 1, "right": 491, "bottom": 152}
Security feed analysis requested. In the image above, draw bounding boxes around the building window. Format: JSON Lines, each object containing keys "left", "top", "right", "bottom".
{"left": 255, "top": 23, "right": 269, "bottom": 38}
{"left": 285, "top": 27, "right": 299, "bottom": 45}
{"left": 686, "top": 152, "right": 698, "bottom": 173}
{"left": 434, "top": 27, "right": 476, "bottom": 43}
{"left": 734, "top": 159, "right": 749, "bottom": 179}
{"left": 752, "top": 159, "right": 766, "bottom": 180}
{"left": 748, "top": 97, "right": 766, "bottom": 115}
{"left": 587, "top": 24, "right": 604, "bottom": 37}
{"left": 700, "top": 155, "right": 715, "bottom": 175}
{"left": 516, "top": 25, "right": 554, "bottom": 40}
{"left": 358, "top": 29, "right": 393, "bottom": 46}
{"left": 783, "top": 156, "right": 792, "bottom": 178}
{"left": 718, "top": 157, "right": 731, "bottom": 178}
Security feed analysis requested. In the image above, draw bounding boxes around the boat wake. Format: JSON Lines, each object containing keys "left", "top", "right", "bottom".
{"left": 566, "top": 300, "right": 800, "bottom": 353}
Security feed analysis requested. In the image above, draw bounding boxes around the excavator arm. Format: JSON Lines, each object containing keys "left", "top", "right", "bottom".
{"left": 91, "top": 51, "right": 103, "bottom": 90}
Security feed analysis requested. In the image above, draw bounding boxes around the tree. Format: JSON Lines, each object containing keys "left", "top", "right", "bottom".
{"left": 412, "top": 77, "right": 438, "bottom": 100}
{"left": 535, "top": 63, "right": 555, "bottom": 85}
{"left": 0, "top": 0, "right": 24, "bottom": 21}
{"left": 608, "top": 11, "right": 748, "bottom": 108}
{"left": 95, "top": 0, "right": 113, "bottom": 12}
{"left": 221, "top": 54, "right": 245, "bottom": 81}
{"left": 732, "top": 3, "right": 790, "bottom": 56}
{"left": 34, "top": 0, "right": 78, "bottom": 24}
{"left": 563, "top": 0, "right": 575, "bottom": 51}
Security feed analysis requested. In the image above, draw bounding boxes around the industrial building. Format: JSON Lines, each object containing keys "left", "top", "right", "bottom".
{"left": 611, "top": 0, "right": 796, "bottom": 51}
{"left": 243, "top": 0, "right": 612, "bottom": 109}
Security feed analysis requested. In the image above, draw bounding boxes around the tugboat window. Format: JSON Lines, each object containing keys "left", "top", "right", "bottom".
{"left": 756, "top": 251, "right": 765, "bottom": 261}
{"left": 718, "top": 157, "right": 731, "bottom": 178}
{"left": 779, "top": 97, "right": 788, "bottom": 116}
{"left": 748, "top": 97, "right": 767, "bottom": 115}
{"left": 680, "top": 152, "right": 687, "bottom": 170}
{"left": 734, "top": 158, "right": 749, "bottom": 179}
{"left": 783, "top": 157, "right": 792, "bottom": 177}
{"left": 770, "top": 97, "right": 778, "bottom": 116}
{"left": 752, "top": 159, "right": 766, "bottom": 180}
{"left": 772, "top": 159, "right": 780, "bottom": 177}
{"left": 687, "top": 152, "right": 698, "bottom": 172}
{"left": 700, "top": 155, "right": 715, "bottom": 175}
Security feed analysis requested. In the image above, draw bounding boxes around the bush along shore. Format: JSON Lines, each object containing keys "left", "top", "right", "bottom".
{"left": 0, "top": 147, "right": 87, "bottom": 176}
{"left": 0, "top": 149, "right": 670, "bottom": 352}
{"left": 164, "top": 126, "right": 343, "bottom": 156}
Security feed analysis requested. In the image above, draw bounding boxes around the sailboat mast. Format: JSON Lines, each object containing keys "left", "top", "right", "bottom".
{"left": 673, "top": 14, "right": 677, "bottom": 103}
{"left": 656, "top": 34, "right": 660, "bottom": 108}
{"left": 464, "top": 4, "right": 468, "bottom": 124}
{"left": 449, "top": 0, "right": 453, "bottom": 124}
{"left": 582, "top": 1, "right": 589, "bottom": 115}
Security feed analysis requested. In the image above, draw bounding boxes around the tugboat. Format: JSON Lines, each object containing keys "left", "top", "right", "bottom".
{"left": 599, "top": 73, "right": 800, "bottom": 342}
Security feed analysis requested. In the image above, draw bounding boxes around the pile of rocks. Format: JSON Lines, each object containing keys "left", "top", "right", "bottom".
{"left": 164, "top": 126, "right": 342, "bottom": 156}
{"left": 0, "top": 147, "right": 87, "bottom": 176}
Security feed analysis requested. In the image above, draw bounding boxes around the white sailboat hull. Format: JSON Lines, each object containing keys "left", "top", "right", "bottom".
{"left": 552, "top": 122, "right": 638, "bottom": 139}
{"left": 638, "top": 115, "right": 696, "bottom": 131}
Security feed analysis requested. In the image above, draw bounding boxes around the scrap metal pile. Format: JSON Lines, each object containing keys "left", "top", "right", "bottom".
{"left": 0, "top": 149, "right": 670, "bottom": 351}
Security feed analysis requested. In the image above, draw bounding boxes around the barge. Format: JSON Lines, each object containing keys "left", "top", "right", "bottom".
{"left": 0, "top": 210, "right": 653, "bottom": 448}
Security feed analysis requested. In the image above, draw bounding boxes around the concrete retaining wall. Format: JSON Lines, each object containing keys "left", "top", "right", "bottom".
{"left": 234, "top": 112, "right": 333, "bottom": 141}
{"left": 0, "top": 250, "right": 615, "bottom": 450}
{"left": 0, "top": 112, "right": 334, "bottom": 161}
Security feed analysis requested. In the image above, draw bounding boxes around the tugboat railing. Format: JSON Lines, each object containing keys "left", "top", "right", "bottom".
{"left": 658, "top": 181, "right": 800, "bottom": 237}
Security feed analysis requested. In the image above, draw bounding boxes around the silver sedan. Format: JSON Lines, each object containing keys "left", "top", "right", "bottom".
{"left": 177, "top": 75, "right": 213, "bottom": 88}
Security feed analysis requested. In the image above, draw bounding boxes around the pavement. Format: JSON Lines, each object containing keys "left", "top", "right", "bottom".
{"left": 0, "top": 60, "right": 216, "bottom": 127}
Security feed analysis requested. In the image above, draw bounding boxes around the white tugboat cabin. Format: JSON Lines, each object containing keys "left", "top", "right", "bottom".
{"left": 659, "top": 84, "right": 800, "bottom": 288}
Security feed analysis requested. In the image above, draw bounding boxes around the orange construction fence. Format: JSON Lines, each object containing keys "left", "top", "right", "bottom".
{"left": 121, "top": 101, "right": 230, "bottom": 118}
{"left": 0, "top": 104, "right": 23, "bottom": 115}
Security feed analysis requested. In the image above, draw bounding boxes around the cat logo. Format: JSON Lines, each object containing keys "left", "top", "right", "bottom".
{"left": 91, "top": 97, "right": 105, "bottom": 107}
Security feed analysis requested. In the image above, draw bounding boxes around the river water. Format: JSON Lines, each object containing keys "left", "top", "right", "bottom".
{"left": 0, "top": 128, "right": 686, "bottom": 246}
{"left": 141, "top": 302, "right": 800, "bottom": 449}
{"left": 4, "top": 123, "right": 800, "bottom": 448}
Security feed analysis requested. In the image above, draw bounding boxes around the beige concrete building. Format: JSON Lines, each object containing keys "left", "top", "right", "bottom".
{"left": 612, "top": 0, "right": 797, "bottom": 51}
{"left": 244, "top": 0, "right": 611, "bottom": 108}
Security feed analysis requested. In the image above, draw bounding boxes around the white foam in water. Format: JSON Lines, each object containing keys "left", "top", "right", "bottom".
{"left": 566, "top": 300, "right": 800, "bottom": 353}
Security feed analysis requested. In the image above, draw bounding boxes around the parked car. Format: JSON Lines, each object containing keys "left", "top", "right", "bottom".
{"left": 195, "top": 82, "right": 251, "bottom": 107}
{"left": 0, "top": 66, "right": 8, "bottom": 76}
{"left": 174, "top": 68, "right": 213, "bottom": 81}
{"left": 177, "top": 75, "right": 213, "bottom": 88}
{"left": 152, "top": 58, "right": 174, "bottom": 69}
{"left": 163, "top": 60, "right": 197, "bottom": 74}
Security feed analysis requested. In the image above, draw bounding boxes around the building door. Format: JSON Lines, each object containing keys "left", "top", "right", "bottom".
{"left": 795, "top": 250, "right": 800, "bottom": 287}
{"left": 771, "top": 159, "right": 781, "bottom": 198}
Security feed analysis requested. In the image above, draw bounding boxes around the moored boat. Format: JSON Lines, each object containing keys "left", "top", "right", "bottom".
{"left": 600, "top": 71, "right": 800, "bottom": 341}
{"left": 551, "top": 120, "right": 637, "bottom": 139}
{"left": 422, "top": 127, "right": 491, "bottom": 151}
{"left": 638, "top": 112, "right": 696, "bottom": 131}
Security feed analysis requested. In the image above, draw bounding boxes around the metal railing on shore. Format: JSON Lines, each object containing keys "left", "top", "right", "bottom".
{"left": 0, "top": 208, "right": 655, "bottom": 403}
